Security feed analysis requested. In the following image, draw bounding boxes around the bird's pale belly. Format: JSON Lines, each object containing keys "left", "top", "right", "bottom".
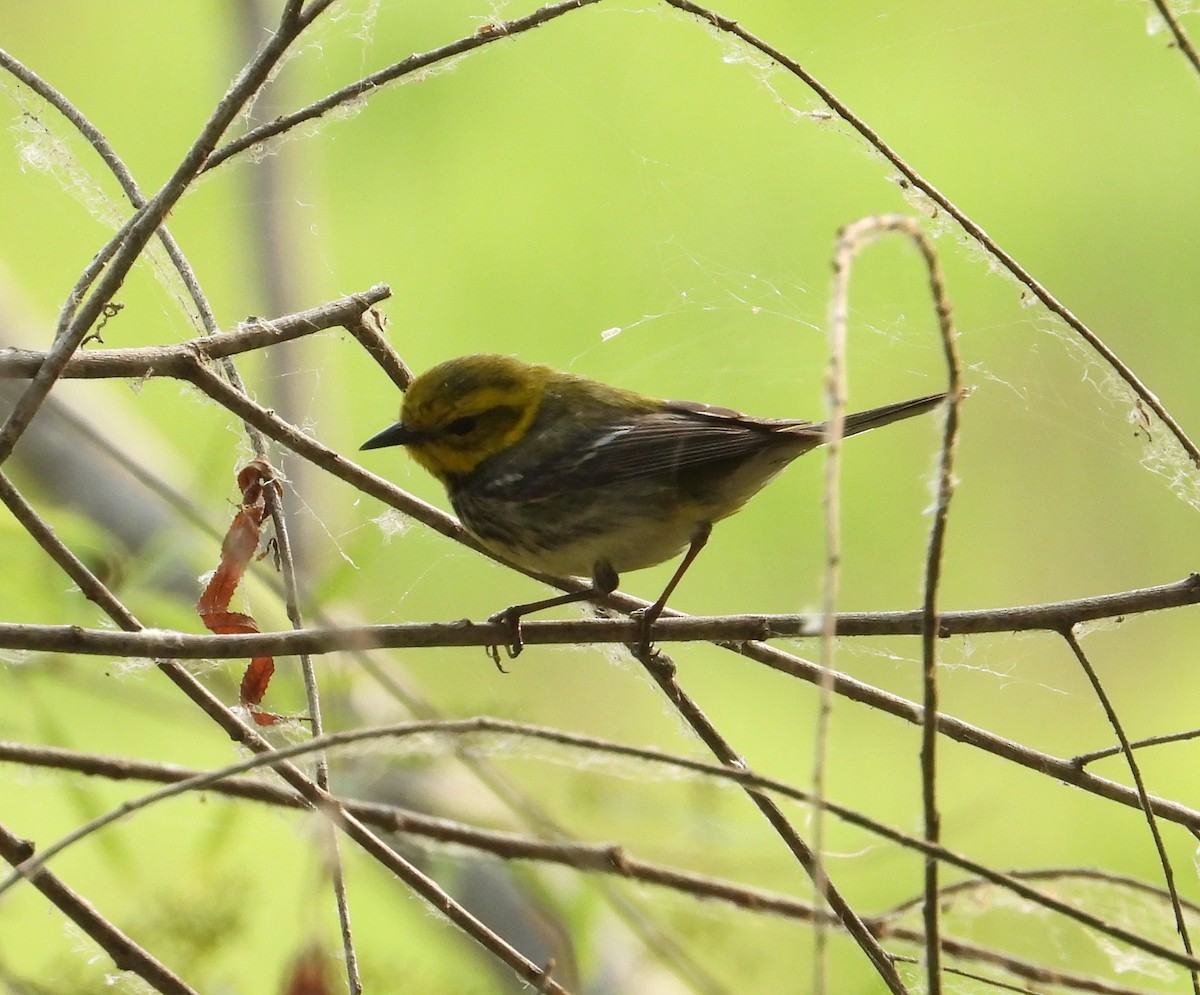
{"left": 452, "top": 488, "right": 705, "bottom": 579}
{"left": 509, "top": 515, "right": 698, "bottom": 578}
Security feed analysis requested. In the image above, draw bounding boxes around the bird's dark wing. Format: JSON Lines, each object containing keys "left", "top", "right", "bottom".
{"left": 472, "top": 393, "right": 945, "bottom": 503}
{"left": 479, "top": 403, "right": 821, "bottom": 501}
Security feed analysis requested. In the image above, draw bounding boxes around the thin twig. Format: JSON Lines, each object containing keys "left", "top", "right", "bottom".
{"left": 263, "top": 472, "right": 363, "bottom": 995}
{"left": 727, "top": 633, "right": 1200, "bottom": 832}
{"left": 1146, "top": 0, "right": 1200, "bottom": 81}
{"left": 1061, "top": 628, "right": 1199, "bottom": 993}
{"left": 917, "top": 219, "right": 959, "bottom": 995}
{"left": 0, "top": 13, "right": 312, "bottom": 464}
{"left": 0, "top": 46, "right": 219, "bottom": 338}
{"left": 0, "top": 286, "right": 393, "bottom": 380}
{"left": 813, "top": 204, "right": 852, "bottom": 994}
{"left": 886, "top": 958, "right": 1038, "bottom": 995}
{"left": 831, "top": 213, "right": 964, "bottom": 995}
{"left": 880, "top": 867, "right": 1200, "bottom": 924}
{"left": 345, "top": 307, "right": 413, "bottom": 391}
{"left": 1075, "top": 728, "right": 1200, "bottom": 767}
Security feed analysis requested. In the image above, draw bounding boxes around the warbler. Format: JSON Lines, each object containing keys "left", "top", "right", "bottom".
{"left": 362, "top": 354, "right": 944, "bottom": 654}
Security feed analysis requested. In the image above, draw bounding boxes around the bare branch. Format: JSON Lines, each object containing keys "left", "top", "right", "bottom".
{"left": 831, "top": 212, "right": 965, "bottom": 995}
{"left": 0, "top": 285, "right": 391, "bottom": 380}
{"left": 1, "top": 739, "right": 1158, "bottom": 994}
{"left": 2, "top": 575, "right": 1194, "bottom": 657}
{"left": 0, "top": 46, "right": 219, "bottom": 336}
{"left": 345, "top": 307, "right": 413, "bottom": 391}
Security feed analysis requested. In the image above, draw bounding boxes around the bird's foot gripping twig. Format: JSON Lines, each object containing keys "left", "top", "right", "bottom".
{"left": 486, "top": 607, "right": 525, "bottom": 670}
{"left": 628, "top": 603, "right": 663, "bottom": 657}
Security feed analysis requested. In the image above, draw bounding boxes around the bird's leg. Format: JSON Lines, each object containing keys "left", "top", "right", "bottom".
{"left": 487, "top": 561, "right": 620, "bottom": 664}
{"left": 632, "top": 522, "right": 712, "bottom": 652}
{"left": 488, "top": 590, "right": 595, "bottom": 665}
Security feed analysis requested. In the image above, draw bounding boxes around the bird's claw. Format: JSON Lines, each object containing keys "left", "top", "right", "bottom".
{"left": 486, "top": 607, "right": 524, "bottom": 669}
{"left": 628, "top": 605, "right": 662, "bottom": 657}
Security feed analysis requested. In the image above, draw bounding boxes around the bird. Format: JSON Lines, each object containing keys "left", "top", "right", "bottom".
{"left": 361, "top": 353, "right": 945, "bottom": 656}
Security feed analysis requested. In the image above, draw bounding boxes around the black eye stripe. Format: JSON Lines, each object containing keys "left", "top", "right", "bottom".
{"left": 446, "top": 415, "right": 478, "bottom": 436}
{"left": 440, "top": 405, "right": 526, "bottom": 441}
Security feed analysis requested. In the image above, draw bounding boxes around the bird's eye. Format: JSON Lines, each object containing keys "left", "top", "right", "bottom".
{"left": 445, "top": 415, "right": 478, "bottom": 436}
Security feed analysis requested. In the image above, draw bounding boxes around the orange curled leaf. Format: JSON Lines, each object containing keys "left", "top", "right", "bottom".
{"left": 197, "top": 457, "right": 285, "bottom": 725}
{"left": 239, "top": 656, "right": 277, "bottom": 725}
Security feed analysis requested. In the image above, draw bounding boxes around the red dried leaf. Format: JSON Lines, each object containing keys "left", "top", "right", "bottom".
{"left": 197, "top": 458, "right": 281, "bottom": 624}
{"left": 240, "top": 656, "right": 278, "bottom": 726}
{"left": 197, "top": 458, "right": 285, "bottom": 722}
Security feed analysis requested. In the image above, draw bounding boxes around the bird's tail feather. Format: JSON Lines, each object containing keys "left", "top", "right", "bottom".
{"left": 839, "top": 392, "right": 946, "bottom": 438}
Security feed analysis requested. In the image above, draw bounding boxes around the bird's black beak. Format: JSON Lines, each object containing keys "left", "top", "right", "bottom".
{"left": 360, "top": 421, "right": 421, "bottom": 451}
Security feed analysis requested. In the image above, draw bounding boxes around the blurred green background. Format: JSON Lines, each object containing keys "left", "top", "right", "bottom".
{"left": 2, "top": 1, "right": 1199, "bottom": 991}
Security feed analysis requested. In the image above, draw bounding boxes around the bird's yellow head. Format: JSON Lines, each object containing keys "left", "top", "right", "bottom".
{"left": 361, "top": 354, "right": 553, "bottom": 483}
